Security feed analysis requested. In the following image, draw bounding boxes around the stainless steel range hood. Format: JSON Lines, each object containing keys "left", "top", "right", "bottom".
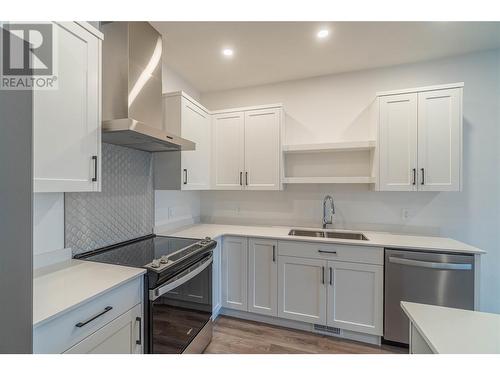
{"left": 101, "top": 22, "right": 195, "bottom": 152}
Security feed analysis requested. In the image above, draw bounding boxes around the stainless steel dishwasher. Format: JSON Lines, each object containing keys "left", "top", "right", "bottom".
{"left": 384, "top": 249, "right": 474, "bottom": 344}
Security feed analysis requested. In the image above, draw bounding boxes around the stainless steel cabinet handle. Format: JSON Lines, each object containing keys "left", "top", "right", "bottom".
{"left": 75, "top": 306, "right": 112, "bottom": 327}
{"left": 272, "top": 245, "right": 276, "bottom": 262}
{"left": 412, "top": 168, "right": 416, "bottom": 185}
{"left": 92, "top": 155, "right": 98, "bottom": 182}
{"left": 136, "top": 317, "right": 142, "bottom": 345}
{"left": 388, "top": 256, "right": 472, "bottom": 270}
{"left": 318, "top": 249, "right": 337, "bottom": 254}
{"left": 245, "top": 171, "right": 248, "bottom": 186}
{"left": 329, "top": 267, "right": 333, "bottom": 285}
{"left": 421, "top": 168, "right": 425, "bottom": 185}
{"left": 183, "top": 169, "right": 188, "bottom": 184}
{"left": 321, "top": 266, "right": 325, "bottom": 284}
{"left": 239, "top": 171, "right": 243, "bottom": 186}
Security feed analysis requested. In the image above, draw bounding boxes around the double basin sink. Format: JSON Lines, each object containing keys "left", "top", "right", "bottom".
{"left": 288, "top": 229, "right": 368, "bottom": 241}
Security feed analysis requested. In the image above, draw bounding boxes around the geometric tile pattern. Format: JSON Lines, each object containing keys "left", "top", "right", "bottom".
{"left": 65, "top": 143, "right": 154, "bottom": 255}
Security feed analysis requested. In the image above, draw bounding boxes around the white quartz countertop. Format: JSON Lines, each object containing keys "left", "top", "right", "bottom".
{"left": 158, "top": 223, "right": 484, "bottom": 254}
{"left": 401, "top": 302, "right": 500, "bottom": 353}
{"left": 33, "top": 260, "right": 145, "bottom": 328}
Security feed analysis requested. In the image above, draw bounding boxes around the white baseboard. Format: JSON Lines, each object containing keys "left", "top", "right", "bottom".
{"left": 219, "top": 308, "right": 381, "bottom": 346}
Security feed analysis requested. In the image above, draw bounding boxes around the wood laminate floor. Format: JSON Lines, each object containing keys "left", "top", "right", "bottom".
{"left": 204, "top": 316, "right": 407, "bottom": 354}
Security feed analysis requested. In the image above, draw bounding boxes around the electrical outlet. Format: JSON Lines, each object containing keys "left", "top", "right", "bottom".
{"left": 168, "top": 207, "right": 174, "bottom": 219}
{"left": 401, "top": 208, "right": 412, "bottom": 221}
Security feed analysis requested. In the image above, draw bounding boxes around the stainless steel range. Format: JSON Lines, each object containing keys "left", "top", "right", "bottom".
{"left": 76, "top": 234, "right": 217, "bottom": 354}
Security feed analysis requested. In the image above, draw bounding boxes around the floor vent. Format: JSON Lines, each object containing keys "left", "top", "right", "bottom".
{"left": 314, "top": 324, "right": 342, "bottom": 336}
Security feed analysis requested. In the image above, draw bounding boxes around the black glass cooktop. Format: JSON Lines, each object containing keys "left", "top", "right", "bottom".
{"left": 78, "top": 235, "right": 201, "bottom": 269}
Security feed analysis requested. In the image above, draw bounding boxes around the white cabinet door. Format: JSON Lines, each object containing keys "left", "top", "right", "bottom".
{"left": 278, "top": 256, "right": 327, "bottom": 325}
{"left": 417, "top": 88, "right": 462, "bottom": 191}
{"left": 64, "top": 304, "right": 143, "bottom": 354}
{"left": 181, "top": 98, "right": 211, "bottom": 190}
{"left": 212, "top": 112, "right": 245, "bottom": 190}
{"left": 326, "top": 261, "right": 383, "bottom": 335}
{"left": 248, "top": 238, "right": 278, "bottom": 316}
{"left": 378, "top": 93, "right": 418, "bottom": 191}
{"left": 244, "top": 108, "right": 281, "bottom": 190}
{"left": 221, "top": 236, "right": 248, "bottom": 311}
{"left": 212, "top": 240, "right": 222, "bottom": 319}
{"left": 34, "top": 22, "right": 101, "bottom": 192}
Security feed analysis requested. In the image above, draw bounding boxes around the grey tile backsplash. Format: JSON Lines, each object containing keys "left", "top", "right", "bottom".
{"left": 65, "top": 143, "right": 154, "bottom": 255}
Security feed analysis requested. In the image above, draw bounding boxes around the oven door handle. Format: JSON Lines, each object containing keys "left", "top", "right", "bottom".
{"left": 149, "top": 255, "right": 213, "bottom": 301}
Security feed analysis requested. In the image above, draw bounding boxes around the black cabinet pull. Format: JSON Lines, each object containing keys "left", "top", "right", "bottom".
{"left": 245, "top": 171, "right": 248, "bottom": 186}
{"left": 321, "top": 266, "right": 325, "bottom": 284}
{"left": 272, "top": 245, "right": 276, "bottom": 262}
{"left": 183, "top": 169, "right": 188, "bottom": 184}
{"left": 136, "top": 317, "right": 142, "bottom": 345}
{"left": 92, "top": 155, "right": 98, "bottom": 182}
{"left": 421, "top": 168, "right": 425, "bottom": 185}
{"left": 329, "top": 267, "right": 333, "bottom": 285}
{"left": 75, "top": 306, "right": 112, "bottom": 328}
{"left": 239, "top": 171, "right": 243, "bottom": 186}
{"left": 412, "top": 168, "right": 416, "bottom": 185}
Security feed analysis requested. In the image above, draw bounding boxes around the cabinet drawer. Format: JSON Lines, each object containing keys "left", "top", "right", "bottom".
{"left": 278, "top": 240, "right": 383, "bottom": 265}
{"left": 34, "top": 277, "right": 142, "bottom": 354}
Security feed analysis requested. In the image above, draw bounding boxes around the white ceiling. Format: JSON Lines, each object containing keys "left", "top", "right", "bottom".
{"left": 150, "top": 22, "right": 500, "bottom": 93}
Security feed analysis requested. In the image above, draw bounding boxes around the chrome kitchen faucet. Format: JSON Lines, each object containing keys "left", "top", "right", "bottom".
{"left": 322, "top": 195, "right": 335, "bottom": 229}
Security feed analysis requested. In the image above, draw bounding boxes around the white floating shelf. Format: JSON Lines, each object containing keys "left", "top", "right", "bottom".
{"left": 283, "top": 140, "right": 376, "bottom": 154}
{"left": 283, "top": 176, "right": 376, "bottom": 184}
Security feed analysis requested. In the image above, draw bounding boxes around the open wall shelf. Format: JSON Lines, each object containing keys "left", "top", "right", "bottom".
{"left": 282, "top": 140, "right": 377, "bottom": 185}
{"left": 283, "top": 140, "right": 375, "bottom": 154}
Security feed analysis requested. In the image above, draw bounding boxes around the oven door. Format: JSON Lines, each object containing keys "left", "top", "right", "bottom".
{"left": 149, "top": 254, "right": 213, "bottom": 354}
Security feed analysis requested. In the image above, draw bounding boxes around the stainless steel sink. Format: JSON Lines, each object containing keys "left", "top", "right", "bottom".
{"left": 288, "top": 229, "right": 325, "bottom": 237}
{"left": 288, "top": 229, "right": 368, "bottom": 241}
{"left": 324, "top": 231, "right": 368, "bottom": 241}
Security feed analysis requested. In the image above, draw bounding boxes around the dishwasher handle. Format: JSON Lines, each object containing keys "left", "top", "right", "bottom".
{"left": 388, "top": 256, "right": 472, "bottom": 271}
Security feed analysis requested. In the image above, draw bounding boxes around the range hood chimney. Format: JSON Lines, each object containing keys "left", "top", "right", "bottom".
{"left": 101, "top": 22, "right": 195, "bottom": 152}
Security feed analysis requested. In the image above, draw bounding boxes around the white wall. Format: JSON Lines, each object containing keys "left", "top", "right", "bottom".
{"left": 33, "top": 193, "right": 65, "bottom": 255}
{"left": 200, "top": 49, "right": 500, "bottom": 313}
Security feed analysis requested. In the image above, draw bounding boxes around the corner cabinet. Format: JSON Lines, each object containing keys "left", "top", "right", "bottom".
{"left": 34, "top": 22, "right": 102, "bottom": 192}
{"left": 212, "top": 106, "right": 283, "bottom": 191}
{"left": 221, "top": 236, "right": 248, "bottom": 311}
{"left": 377, "top": 83, "right": 463, "bottom": 192}
{"left": 158, "top": 92, "right": 212, "bottom": 190}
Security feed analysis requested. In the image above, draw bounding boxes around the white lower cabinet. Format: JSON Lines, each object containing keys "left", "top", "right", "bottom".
{"left": 221, "top": 236, "right": 248, "bottom": 311}
{"left": 34, "top": 277, "right": 143, "bottom": 354}
{"left": 64, "top": 304, "right": 143, "bottom": 354}
{"left": 220, "top": 236, "right": 383, "bottom": 340}
{"left": 248, "top": 238, "right": 278, "bottom": 316}
{"left": 277, "top": 256, "right": 327, "bottom": 324}
{"left": 212, "top": 240, "right": 222, "bottom": 319}
{"left": 326, "top": 261, "right": 383, "bottom": 335}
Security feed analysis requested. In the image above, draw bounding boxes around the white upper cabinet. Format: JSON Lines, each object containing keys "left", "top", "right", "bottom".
{"left": 377, "top": 83, "right": 463, "bottom": 192}
{"left": 244, "top": 109, "right": 281, "bottom": 190}
{"left": 378, "top": 93, "right": 418, "bottom": 191}
{"left": 163, "top": 93, "right": 212, "bottom": 190}
{"left": 212, "top": 106, "right": 282, "bottom": 191}
{"left": 212, "top": 112, "right": 246, "bottom": 190}
{"left": 417, "top": 88, "right": 462, "bottom": 191}
{"left": 34, "top": 22, "right": 102, "bottom": 192}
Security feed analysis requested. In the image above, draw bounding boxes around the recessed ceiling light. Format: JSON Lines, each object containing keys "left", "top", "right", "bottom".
{"left": 317, "top": 29, "right": 329, "bottom": 39}
{"left": 222, "top": 48, "right": 234, "bottom": 57}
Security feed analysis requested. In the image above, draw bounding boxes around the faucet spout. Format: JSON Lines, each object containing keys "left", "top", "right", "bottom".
{"left": 322, "top": 195, "right": 335, "bottom": 229}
